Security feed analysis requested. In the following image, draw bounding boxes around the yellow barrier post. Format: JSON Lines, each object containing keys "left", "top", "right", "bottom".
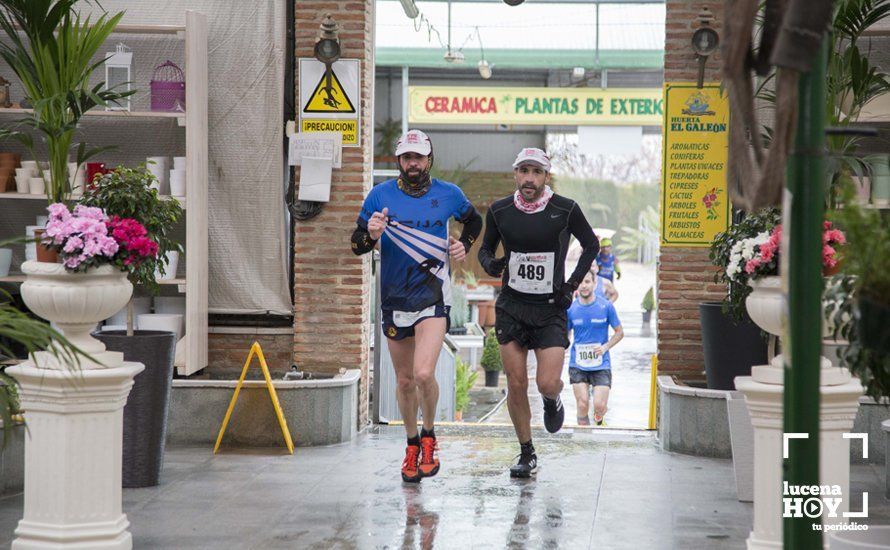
{"left": 648, "top": 355, "right": 658, "bottom": 430}
{"left": 213, "top": 342, "right": 295, "bottom": 454}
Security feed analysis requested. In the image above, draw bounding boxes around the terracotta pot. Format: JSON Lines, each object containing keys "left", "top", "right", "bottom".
{"left": 33, "top": 229, "right": 59, "bottom": 263}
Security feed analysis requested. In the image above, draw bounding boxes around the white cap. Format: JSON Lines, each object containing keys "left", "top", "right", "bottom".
{"left": 512, "top": 147, "right": 551, "bottom": 171}
{"left": 395, "top": 129, "right": 432, "bottom": 156}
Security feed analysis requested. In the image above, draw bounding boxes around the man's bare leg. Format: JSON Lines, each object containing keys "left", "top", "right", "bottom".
{"left": 500, "top": 341, "right": 531, "bottom": 443}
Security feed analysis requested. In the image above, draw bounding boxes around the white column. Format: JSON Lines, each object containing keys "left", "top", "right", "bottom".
{"left": 6, "top": 361, "right": 144, "bottom": 550}
{"left": 736, "top": 373, "right": 862, "bottom": 549}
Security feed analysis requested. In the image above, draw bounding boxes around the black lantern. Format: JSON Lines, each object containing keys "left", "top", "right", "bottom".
{"left": 314, "top": 14, "right": 340, "bottom": 65}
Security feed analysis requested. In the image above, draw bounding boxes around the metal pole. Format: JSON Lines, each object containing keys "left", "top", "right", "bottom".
{"left": 372, "top": 249, "right": 383, "bottom": 424}
{"left": 401, "top": 66, "right": 409, "bottom": 135}
{"left": 783, "top": 35, "right": 828, "bottom": 550}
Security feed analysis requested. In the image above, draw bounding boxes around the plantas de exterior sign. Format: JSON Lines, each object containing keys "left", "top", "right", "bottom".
{"left": 661, "top": 83, "right": 730, "bottom": 247}
{"left": 408, "top": 86, "right": 663, "bottom": 126}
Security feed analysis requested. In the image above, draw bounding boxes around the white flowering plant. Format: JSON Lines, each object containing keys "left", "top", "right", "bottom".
{"left": 709, "top": 207, "right": 782, "bottom": 320}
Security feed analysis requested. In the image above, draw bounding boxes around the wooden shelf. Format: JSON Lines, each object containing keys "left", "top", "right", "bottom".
{"left": 0, "top": 108, "right": 185, "bottom": 125}
{"left": 0, "top": 194, "right": 186, "bottom": 208}
{"left": 1, "top": 276, "right": 186, "bottom": 285}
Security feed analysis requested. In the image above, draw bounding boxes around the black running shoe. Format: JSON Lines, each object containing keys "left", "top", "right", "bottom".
{"left": 542, "top": 395, "right": 565, "bottom": 433}
{"left": 509, "top": 451, "right": 538, "bottom": 478}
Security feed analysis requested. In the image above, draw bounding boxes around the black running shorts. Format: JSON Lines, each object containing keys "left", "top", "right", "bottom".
{"left": 569, "top": 367, "right": 612, "bottom": 388}
{"left": 494, "top": 294, "right": 569, "bottom": 350}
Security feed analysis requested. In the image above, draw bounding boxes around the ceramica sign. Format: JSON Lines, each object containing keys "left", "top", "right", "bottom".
{"left": 660, "top": 83, "right": 730, "bottom": 247}
{"left": 408, "top": 86, "right": 663, "bottom": 126}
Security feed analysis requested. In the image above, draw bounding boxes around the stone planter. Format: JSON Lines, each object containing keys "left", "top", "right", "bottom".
{"left": 20, "top": 260, "right": 132, "bottom": 369}
{"left": 168, "top": 369, "right": 361, "bottom": 447}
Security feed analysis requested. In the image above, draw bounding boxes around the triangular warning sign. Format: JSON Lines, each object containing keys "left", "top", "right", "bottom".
{"left": 303, "top": 69, "right": 356, "bottom": 113}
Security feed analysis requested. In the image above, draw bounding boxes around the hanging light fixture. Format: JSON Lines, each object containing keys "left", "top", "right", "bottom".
{"left": 443, "top": 0, "right": 464, "bottom": 64}
{"left": 476, "top": 27, "right": 492, "bottom": 79}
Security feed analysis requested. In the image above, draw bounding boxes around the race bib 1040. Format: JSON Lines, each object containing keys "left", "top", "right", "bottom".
{"left": 575, "top": 343, "right": 603, "bottom": 368}
{"left": 507, "top": 252, "right": 554, "bottom": 294}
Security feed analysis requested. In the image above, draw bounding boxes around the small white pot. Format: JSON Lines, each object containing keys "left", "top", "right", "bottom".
{"left": 137, "top": 313, "right": 183, "bottom": 341}
{"left": 169, "top": 169, "right": 186, "bottom": 197}
{"left": 155, "top": 251, "right": 179, "bottom": 280}
{"left": 28, "top": 177, "right": 45, "bottom": 195}
{"left": 0, "top": 248, "right": 11, "bottom": 277}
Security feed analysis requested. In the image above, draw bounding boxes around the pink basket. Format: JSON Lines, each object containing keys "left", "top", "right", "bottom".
{"left": 150, "top": 60, "right": 186, "bottom": 112}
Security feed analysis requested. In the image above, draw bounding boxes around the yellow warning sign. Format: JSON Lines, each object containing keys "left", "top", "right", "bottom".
{"left": 212, "top": 342, "right": 295, "bottom": 454}
{"left": 303, "top": 69, "right": 356, "bottom": 113}
{"left": 301, "top": 118, "right": 358, "bottom": 145}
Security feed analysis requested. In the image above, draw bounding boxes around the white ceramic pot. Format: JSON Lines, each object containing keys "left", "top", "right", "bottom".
{"left": 147, "top": 156, "right": 168, "bottom": 194}
{"left": 745, "top": 276, "right": 784, "bottom": 337}
{"left": 137, "top": 313, "right": 183, "bottom": 341}
{"left": 0, "top": 248, "right": 11, "bottom": 277}
{"left": 24, "top": 225, "right": 41, "bottom": 261}
{"left": 28, "top": 177, "right": 44, "bottom": 195}
{"left": 169, "top": 169, "right": 186, "bottom": 197}
{"left": 153, "top": 296, "right": 186, "bottom": 335}
{"left": 155, "top": 251, "right": 179, "bottom": 280}
{"left": 20, "top": 261, "right": 133, "bottom": 364}
{"left": 105, "top": 295, "right": 151, "bottom": 326}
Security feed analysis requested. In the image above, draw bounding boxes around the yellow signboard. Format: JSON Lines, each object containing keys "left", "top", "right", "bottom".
{"left": 408, "top": 86, "right": 663, "bottom": 126}
{"left": 660, "top": 83, "right": 730, "bottom": 247}
{"left": 301, "top": 119, "right": 358, "bottom": 145}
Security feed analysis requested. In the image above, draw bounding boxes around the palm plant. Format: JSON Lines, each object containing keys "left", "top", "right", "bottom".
{"left": 0, "top": 0, "right": 133, "bottom": 203}
{"left": 755, "top": 0, "right": 890, "bottom": 208}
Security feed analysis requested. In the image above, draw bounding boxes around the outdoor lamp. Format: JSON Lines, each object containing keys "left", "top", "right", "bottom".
{"left": 478, "top": 59, "right": 492, "bottom": 79}
{"left": 104, "top": 43, "right": 133, "bottom": 111}
{"left": 475, "top": 27, "right": 492, "bottom": 79}
{"left": 399, "top": 0, "right": 419, "bottom": 19}
{"left": 314, "top": 14, "right": 341, "bottom": 65}
{"left": 691, "top": 7, "right": 719, "bottom": 89}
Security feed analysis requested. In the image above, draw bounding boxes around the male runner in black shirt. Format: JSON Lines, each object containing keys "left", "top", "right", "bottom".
{"left": 478, "top": 147, "right": 599, "bottom": 478}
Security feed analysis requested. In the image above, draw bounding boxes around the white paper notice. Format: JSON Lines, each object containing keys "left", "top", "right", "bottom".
{"left": 289, "top": 132, "right": 342, "bottom": 168}
{"left": 298, "top": 156, "right": 333, "bottom": 202}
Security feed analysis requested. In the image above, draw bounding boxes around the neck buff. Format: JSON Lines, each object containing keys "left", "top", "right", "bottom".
{"left": 513, "top": 185, "right": 554, "bottom": 214}
{"left": 396, "top": 154, "right": 434, "bottom": 198}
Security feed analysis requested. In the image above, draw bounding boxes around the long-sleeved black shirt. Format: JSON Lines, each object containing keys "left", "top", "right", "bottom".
{"left": 478, "top": 194, "right": 599, "bottom": 304}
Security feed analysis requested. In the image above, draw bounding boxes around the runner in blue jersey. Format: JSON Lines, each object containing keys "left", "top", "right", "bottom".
{"left": 567, "top": 271, "right": 624, "bottom": 426}
{"left": 590, "top": 261, "right": 618, "bottom": 303}
{"left": 351, "top": 130, "right": 482, "bottom": 483}
{"left": 595, "top": 237, "right": 621, "bottom": 282}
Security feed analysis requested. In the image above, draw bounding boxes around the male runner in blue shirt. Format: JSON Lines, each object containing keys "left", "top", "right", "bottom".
{"left": 351, "top": 130, "right": 482, "bottom": 483}
{"left": 567, "top": 270, "right": 624, "bottom": 426}
{"left": 595, "top": 238, "right": 621, "bottom": 281}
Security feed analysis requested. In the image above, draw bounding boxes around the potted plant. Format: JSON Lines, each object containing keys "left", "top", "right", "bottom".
{"left": 480, "top": 327, "right": 502, "bottom": 387}
{"left": 77, "top": 165, "right": 183, "bottom": 488}
{"left": 0, "top": 0, "right": 133, "bottom": 204}
{"left": 641, "top": 286, "right": 655, "bottom": 324}
{"left": 830, "top": 187, "right": 890, "bottom": 400}
{"left": 454, "top": 356, "right": 477, "bottom": 422}
{"left": 449, "top": 280, "right": 469, "bottom": 336}
{"left": 702, "top": 208, "right": 778, "bottom": 389}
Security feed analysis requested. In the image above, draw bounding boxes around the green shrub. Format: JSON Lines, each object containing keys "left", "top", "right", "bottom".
{"left": 480, "top": 328, "right": 502, "bottom": 372}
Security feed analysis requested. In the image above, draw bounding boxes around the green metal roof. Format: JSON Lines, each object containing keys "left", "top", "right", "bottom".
{"left": 375, "top": 47, "right": 664, "bottom": 70}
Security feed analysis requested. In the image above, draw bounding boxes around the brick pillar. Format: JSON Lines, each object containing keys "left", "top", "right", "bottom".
{"left": 294, "top": 2, "right": 374, "bottom": 426}
{"left": 659, "top": 1, "right": 726, "bottom": 381}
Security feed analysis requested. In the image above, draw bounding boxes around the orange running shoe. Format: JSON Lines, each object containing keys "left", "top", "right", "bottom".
{"left": 402, "top": 444, "right": 422, "bottom": 483}
{"left": 419, "top": 436, "right": 440, "bottom": 478}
